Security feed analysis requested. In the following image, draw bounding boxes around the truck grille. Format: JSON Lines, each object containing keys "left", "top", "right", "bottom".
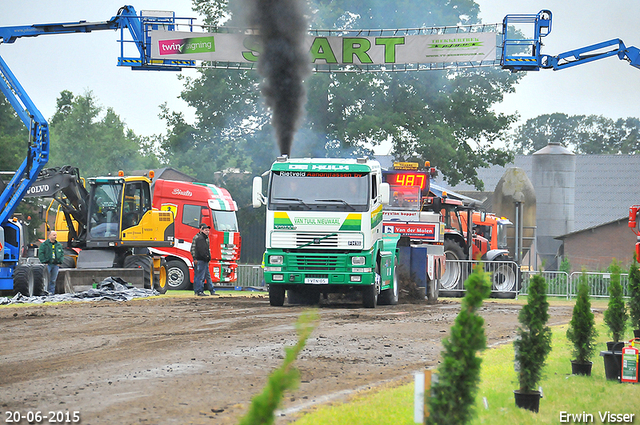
{"left": 296, "top": 233, "right": 338, "bottom": 247}
{"left": 271, "top": 232, "right": 363, "bottom": 249}
{"left": 292, "top": 255, "right": 340, "bottom": 271}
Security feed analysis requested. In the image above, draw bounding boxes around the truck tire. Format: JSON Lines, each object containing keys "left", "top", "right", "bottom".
{"left": 31, "top": 264, "right": 50, "bottom": 296}
{"left": 362, "top": 284, "right": 378, "bottom": 308}
{"left": 440, "top": 239, "right": 465, "bottom": 295}
{"left": 13, "top": 265, "right": 34, "bottom": 297}
{"left": 363, "top": 268, "right": 379, "bottom": 308}
{"left": 124, "top": 255, "right": 153, "bottom": 289}
{"left": 379, "top": 259, "right": 399, "bottom": 305}
{"left": 154, "top": 258, "right": 169, "bottom": 294}
{"left": 488, "top": 256, "right": 519, "bottom": 299}
{"left": 166, "top": 260, "right": 192, "bottom": 291}
{"left": 269, "top": 284, "right": 285, "bottom": 306}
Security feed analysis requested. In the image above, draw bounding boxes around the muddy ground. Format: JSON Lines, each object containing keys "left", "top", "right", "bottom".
{"left": 0, "top": 293, "right": 577, "bottom": 424}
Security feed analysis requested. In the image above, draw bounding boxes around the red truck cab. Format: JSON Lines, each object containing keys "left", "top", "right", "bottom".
{"left": 150, "top": 179, "right": 241, "bottom": 290}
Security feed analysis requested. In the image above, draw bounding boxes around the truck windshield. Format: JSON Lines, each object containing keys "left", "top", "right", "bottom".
{"left": 269, "top": 171, "right": 370, "bottom": 212}
{"left": 212, "top": 210, "right": 238, "bottom": 232}
{"left": 497, "top": 223, "right": 508, "bottom": 249}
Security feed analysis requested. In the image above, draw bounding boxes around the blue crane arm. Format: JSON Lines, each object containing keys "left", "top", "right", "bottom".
{"left": 0, "top": 55, "right": 49, "bottom": 225}
{"left": 501, "top": 10, "right": 640, "bottom": 72}
{"left": 542, "top": 39, "right": 640, "bottom": 71}
{"left": 0, "top": 5, "right": 193, "bottom": 226}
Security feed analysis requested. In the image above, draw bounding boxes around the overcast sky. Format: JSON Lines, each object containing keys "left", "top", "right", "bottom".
{"left": 2, "top": 1, "right": 640, "bottom": 151}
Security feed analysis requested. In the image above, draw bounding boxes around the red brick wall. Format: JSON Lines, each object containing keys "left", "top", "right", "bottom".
{"left": 561, "top": 219, "right": 636, "bottom": 272}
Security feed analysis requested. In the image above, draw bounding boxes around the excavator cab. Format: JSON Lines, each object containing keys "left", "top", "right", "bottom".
{"left": 85, "top": 176, "right": 173, "bottom": 249}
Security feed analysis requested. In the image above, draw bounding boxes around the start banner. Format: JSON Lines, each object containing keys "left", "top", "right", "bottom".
{"left": 150, "top": 31, "right": 497, "bottom": 66}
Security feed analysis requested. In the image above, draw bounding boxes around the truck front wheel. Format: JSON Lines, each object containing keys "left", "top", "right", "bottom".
{"left": 362, "top": 270, "right": 380, "bottom": 308}
{"left": 379, "top": 259, "right": 399, "bottom": 305}
{"left": 269, "top": 284, "right": 285, "bottom": 306}
{"left": 166, "top": 260, "right": 191, "bottom": 291}
{"left": 440, "top": 239, "right": 465, "bottom": 294}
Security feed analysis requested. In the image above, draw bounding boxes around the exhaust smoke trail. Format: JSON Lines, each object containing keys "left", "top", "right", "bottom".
{"left": 245, "top": 0, "right": 310, "bottom": 156}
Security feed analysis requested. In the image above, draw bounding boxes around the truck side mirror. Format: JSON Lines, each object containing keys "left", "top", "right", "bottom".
{"left": 252, "top": 176, "right": 264, "bottom": 208}
{"left": 380, "top": 182, "right": 390, "bottom": 205}
{"left": 480, "top": 211, "right": 487, "bottom": 222}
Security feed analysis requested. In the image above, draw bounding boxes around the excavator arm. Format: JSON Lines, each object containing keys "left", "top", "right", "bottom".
{"left": 24, "top": 166, "right": 90, "bottom": 246}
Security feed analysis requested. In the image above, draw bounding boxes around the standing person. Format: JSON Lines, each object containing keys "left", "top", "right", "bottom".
{"left": 191, "top": 223, "right": 216, "bottom": 296}
{"left": 38, "top": 230, "right": 64, "bottom": 294}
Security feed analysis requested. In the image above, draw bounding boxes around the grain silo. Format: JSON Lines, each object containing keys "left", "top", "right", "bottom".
{"left": 532, "top": 142, "right": 576, "bottom": 270}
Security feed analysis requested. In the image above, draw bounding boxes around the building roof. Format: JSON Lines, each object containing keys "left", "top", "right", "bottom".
{"left": 555, "top": 216, "right": 628, "bottom": 239}
{"left": 440, "top": 154, "right": 640, "bottom": 233}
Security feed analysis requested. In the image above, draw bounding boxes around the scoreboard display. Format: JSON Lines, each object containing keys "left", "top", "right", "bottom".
{"left": 386, "top": 172, "right": 427, "bottom": 189}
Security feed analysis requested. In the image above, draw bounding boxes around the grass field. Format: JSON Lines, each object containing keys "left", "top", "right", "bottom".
{"left": 292, "top": 316, "right": 640, "bottom": 424}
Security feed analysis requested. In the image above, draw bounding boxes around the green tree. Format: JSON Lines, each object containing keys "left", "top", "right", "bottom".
{"left": 509, "top": 113, "right": 640, "bottom": 155}
{"left": 566, "top": 271, "right": 597, "bottom": 364}
{"left": 166, "top": 0, "right": 523, "bottom": 190}
{"left": 0, "top": 95, "right": 28, "bottom": 172}
{"left": 514, "top": 274, "right": 552, "bottom": 393}
{"left": 508, "top": 113, "right": 582, "bottom": 154}
{"left": 427, "top": 265, "right": 491, "bottom": 425}
{"left": 604, "top": 259, "right": 628, "bottom": 342}
{"left": 49, "top": 90, "right": 158, "bottom": 177}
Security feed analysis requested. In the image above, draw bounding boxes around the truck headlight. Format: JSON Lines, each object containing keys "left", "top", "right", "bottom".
{"left": 351, "top": 256, "right": 366, "bottom": 266}
{"left": 270, "top": 255, "right": 284, "bottom": 265}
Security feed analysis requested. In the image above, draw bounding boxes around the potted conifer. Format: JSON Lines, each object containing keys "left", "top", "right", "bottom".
{"left": 566, "top": 271, "right": 597, "bottom": 376}
{"left": 514, "top": 274, "right": 552, "bottom": 413}
{"left": 629, "top": 259, "right": 640, "bottom": 340}
{"left": 602, "top": 260, "right": 628, "bottom": 381}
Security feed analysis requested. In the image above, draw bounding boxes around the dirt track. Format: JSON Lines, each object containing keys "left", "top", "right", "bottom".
{"left": 0, "top": 293, "right": 575, "bottom": 424}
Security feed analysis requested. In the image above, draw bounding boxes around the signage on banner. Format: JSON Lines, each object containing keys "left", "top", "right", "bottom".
{"left": 150, "top": 31, "right": 497, "bottom": 67}
{"left": 382, "top": 222, "right": 438, "bottom": 240}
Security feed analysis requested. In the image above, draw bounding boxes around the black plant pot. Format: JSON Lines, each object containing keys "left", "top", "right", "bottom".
{"left": 571, "top": 360, "right": 593, "bottom": 376}
{"left": 514, "top": 390, "right": 541, "bottom": 413}
{"left": 602, "top": 342, "right": 624, "bottom": 381}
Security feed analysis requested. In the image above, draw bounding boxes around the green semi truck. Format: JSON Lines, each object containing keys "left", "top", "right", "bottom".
{"left": 252, "top": 156, "right": 400, "bottom": 308}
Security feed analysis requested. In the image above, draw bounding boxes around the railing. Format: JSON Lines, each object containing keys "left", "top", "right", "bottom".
{"left": 521, "top": 271, "right": 569, "bottom": 298}
{"left": 518, "top": 271, "right": 630, "bottom": 299}
{"left": 236, "top": 265, "right": 265, "bottom": 287}
{"left": 568, "top": 272, "right": 630, "bottom": 299}
{"left": 441, "top": 260, "right": 520, "bottom": 298}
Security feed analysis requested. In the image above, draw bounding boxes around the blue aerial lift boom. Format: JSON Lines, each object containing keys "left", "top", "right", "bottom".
{"left": 0, "top": 6, "right": 194, "bottom": 295}
{"left": 501, "top": 10, "right": 640, "bottom": 72}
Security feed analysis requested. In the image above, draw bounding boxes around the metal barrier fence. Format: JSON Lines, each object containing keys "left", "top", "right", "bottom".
{"left": 568, "top": 272, "right": 630, "bottom": 299}
{"left": 521, "top": 271, "right": 570, "bottom": 298}
{"left": 441, "top": 260, "right": 520, "bottom": 298}
{"left": 520, "top": 271, "right": 630, "bottom": 299}
{"left": 237, "top": 263, "right": 631, "bottom": 298}
{"left": 236, "top": 265, "right": 265, "bottom": 287}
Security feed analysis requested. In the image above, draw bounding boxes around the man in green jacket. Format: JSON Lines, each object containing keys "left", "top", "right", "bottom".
{"left": 38, "top": 231, "right": 64, "bottom": 294}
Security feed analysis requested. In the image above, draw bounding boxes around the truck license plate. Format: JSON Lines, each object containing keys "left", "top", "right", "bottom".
{"left": 305, "top": 277, "right": 328, "bottom": 284}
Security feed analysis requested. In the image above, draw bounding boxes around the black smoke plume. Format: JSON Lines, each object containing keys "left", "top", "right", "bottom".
{"left": 245, "top": 0, "right": 311, "bottom": 156}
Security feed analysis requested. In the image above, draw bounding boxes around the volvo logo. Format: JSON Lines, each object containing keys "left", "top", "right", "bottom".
{"left": 26, "top": 184, "right": 49, "bottom": 195}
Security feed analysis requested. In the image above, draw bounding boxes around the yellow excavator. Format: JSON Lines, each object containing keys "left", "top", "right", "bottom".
{"left": 25, "top": 166, "right": 173, "bottom": 294}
